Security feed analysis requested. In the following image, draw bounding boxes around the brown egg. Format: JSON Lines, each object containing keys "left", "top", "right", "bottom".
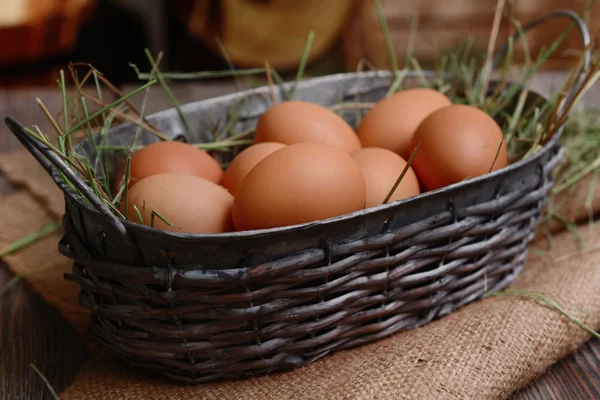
{"left": 123, "top": 173, "right": 234, "bottom": 234}
{"left": 114, "top": 141, "right": 223, "bottom": 191}
{"left": 222, "top": 142, "right": 286, "bottom": 195}
{"left": 232, "top": 142, "right": 366, "bottom": 231}
{"left": 356, "top": 88, "right": 452, "bottom": 159}
{"left": 408, "top": 104, "right": 508, "bottom": 191}
{"left": 351, "top": 147, "right": 421, "bottom": 208}
{"left": 253, "top": 100, "right": 361, "bottom": 153}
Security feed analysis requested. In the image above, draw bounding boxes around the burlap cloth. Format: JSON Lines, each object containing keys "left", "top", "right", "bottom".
{"left": 1, "top": 151, "right": 599, "bottom": 400}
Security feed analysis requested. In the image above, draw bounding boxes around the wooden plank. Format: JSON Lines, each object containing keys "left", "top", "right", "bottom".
{"left": 512, "top": 339, "right": 600, "bottom": 400}
{"left": 0, "top": 87, "right": 91, "bottom": 400}
{"left": 0, "top": 265, "right": 89, "bottom": 400}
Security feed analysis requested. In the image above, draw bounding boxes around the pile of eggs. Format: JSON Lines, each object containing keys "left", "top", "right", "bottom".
{"left": 115, "top": 87, "right": 508, "bottom": 234}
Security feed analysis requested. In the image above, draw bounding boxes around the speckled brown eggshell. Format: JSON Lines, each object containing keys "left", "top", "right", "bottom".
{"left": 232, "top": 142, "right": 366, "bottom": 231}
{"left": 253, "top": 100, "right": 362, "bottom": 153}
{"left": 408, "top": 104, "right": 509, "bottom": 191}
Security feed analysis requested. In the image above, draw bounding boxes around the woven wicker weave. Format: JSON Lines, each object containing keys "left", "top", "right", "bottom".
{"left": 5, "top": 10, "right": 590, "bottom": 383}
{"left": 59, "top": 144, "right": 562, "bottom": 383}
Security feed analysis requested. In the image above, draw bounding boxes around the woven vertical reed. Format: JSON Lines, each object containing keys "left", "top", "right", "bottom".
{"left": 6, "top": 10, "right": 591, "bottom": 380}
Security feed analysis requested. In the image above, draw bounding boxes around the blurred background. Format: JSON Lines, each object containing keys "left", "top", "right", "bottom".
{"left": 0, "top": 0, "right": 597, "bottom": 88}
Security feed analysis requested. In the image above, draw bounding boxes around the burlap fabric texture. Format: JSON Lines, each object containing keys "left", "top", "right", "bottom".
{"left": 1, "top": 150, "right": 599, "bottom": 400}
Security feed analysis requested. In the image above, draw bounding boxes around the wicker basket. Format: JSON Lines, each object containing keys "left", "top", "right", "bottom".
{"left": 5, "top": 10, "right": 590, "bottom": 384}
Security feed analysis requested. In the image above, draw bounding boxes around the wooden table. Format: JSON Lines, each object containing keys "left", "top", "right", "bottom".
{"left": 1, "top": 77, "right": 599, "bottom": 400}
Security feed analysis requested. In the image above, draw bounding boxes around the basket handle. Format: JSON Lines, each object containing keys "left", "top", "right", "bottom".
{"left": 492, "top": 9, "right": 592, "bottom": 112}
{"left": 4, "top": 117, "right": 128, "bottom": 237}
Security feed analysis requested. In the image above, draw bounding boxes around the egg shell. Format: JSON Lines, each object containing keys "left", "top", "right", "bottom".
{"left": 408, "top": 104, "right": 509, "bottom": 191}
{"left": 114, "top": 141, "right": 223, "bottom": 191}
{"left": 351, "top": 147, "right": 421, "bottom": 208}
{"left": 232, "top": 142, "right": 366, "bottom": 231}
{"left": 253, "top": 100, "right": 362, "bottom": 153}
{"left": 123, "top": 173, "right": 234, "bottom": 234}
{"left": 356, "top": 88, "right": 452, "bottom": 159}
{"left": 222, "top": 142, "right": 286, "bottom": 195}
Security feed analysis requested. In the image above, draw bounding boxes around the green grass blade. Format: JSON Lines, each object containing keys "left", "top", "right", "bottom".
{"left": 92, "top": 70, "right": 107, "bottom": 126}
{"left": 151, "top": 210, "right": 177, "bottom": 229}
{"left": 289, "top": 30, "right": 315, "bottom": 100}
{"left": 65, "top": 79, "right": 157, "bottom": 136}
{"left": 143, "top": 49, "right": 198, "bottom": 139}
{"left": 216, "top": 37, "right": 244, "bottom": 90}
{"left": 374, "top": 0, "right": 398, "bottom": 76}
{"left": 30, "top": 364, "right": 60, "bottom": 400}
{"left": 133, "top": 204, "right": 145, "bottom": 225}
{"left": 0, "top": 221, "right": 63, "bottom": 258}
{"left": 383, "top": 142, "right": 420, "bottom": 204}
{"left": 136, "top": 68, "right": 265, "bottom": 81}
{"left": 553, "top": 156, "right": 600, "bottom": 194}
{"left": 131, "top": 51, "right": 164, "bottom": 150}
{"left": 404, "top": 13, "right": 419, "bottom": 69}
{"left": 270, "top": 69, "right": 290, "bottom": 101}
{"left": 486, "top": 289, "right": 600, "bottom": 341}
{"left": 0, "top": 275, "right": 22, "bottom": 298}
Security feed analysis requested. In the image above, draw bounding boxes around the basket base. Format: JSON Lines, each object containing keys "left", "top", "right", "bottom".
{"left": 76, "top": 243, "right": 529, "bottom": 384}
